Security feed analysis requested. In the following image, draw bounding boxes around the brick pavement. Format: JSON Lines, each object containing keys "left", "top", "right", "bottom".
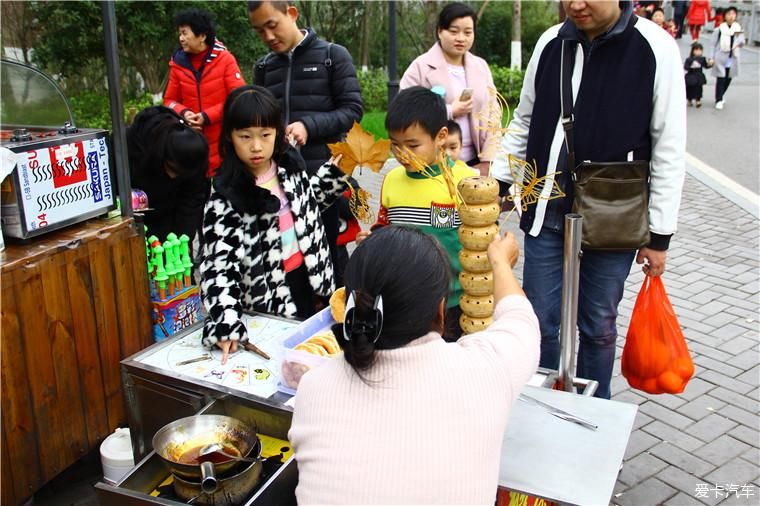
{"left": 354, "top": 163, "right": 760, "bottom": 505}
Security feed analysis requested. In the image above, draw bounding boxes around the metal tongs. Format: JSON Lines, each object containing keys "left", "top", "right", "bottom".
{"left": 519, "top": 393, "right": 598, "bottom": 431}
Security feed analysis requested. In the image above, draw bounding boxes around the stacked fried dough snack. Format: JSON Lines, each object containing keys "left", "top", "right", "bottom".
{"left": 457, "top": 177, "right": 500, "bottom": 334}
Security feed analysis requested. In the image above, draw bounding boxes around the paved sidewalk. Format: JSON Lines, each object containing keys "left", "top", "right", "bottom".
{"left": 354, "top": 161, "right": 760, "bottom": 505}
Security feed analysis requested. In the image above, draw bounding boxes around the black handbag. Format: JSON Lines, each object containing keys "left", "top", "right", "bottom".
{"left": 561, "top": 40, "right": 651, "bottom": 251}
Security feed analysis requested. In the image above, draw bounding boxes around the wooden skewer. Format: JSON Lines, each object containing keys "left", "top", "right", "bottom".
{"left": 243, "top": 342, "right": 270, "bottom": 361}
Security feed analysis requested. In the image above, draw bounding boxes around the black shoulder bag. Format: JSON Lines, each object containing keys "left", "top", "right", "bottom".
{"left": 561, "top": 40, "right": 651, "bottom": 251}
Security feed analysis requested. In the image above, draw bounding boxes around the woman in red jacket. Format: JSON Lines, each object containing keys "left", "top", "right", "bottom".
{"left": 686, "top": 0, "right": 712, "bottom": 42}
{"left": 164, "top": 8, "right": 245, "bottom": 176}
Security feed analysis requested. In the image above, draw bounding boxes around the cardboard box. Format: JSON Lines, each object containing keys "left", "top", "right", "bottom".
{"left": 151, "top": 285, "right": 201, "bottom": 341}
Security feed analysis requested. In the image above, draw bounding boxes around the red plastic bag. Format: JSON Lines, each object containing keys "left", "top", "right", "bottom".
{"left": 622, "top": 275, "right": 694, "bottom": 394}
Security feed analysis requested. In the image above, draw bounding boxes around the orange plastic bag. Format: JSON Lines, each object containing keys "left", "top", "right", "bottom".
{"left": 621, "top": 275, "right": 694, "bottom": 394}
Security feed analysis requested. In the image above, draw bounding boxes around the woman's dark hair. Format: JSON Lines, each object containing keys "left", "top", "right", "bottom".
{"left": 437, "top": 2, "right": 477, "bottom": 33}
{"left": 690, "top": 42, "right": 704, "bottom": 56}
{"left": 724, "top": 7, "right": 736, "bottom": 16}
{"left": 333, "top": 226, "right": 451, "bottom": 377}
{"left": 652, "top": 7, "right": 664, "bottom": 17}
{"left": 127, "top": 106, "right": 208, "bottom": 180}
{"left": 173, "top": 8, "right": 216, "bottom": 47}
{"left": 218, "top": 85, "right": 287, "bottom": 163}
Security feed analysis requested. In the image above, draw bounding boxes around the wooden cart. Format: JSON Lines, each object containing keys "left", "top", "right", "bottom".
{"left": 1, "top": 217, "right": 152, "bottom": 505}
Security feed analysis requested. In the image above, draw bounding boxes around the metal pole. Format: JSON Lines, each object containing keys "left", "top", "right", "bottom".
{"left": 101, "top": 1, "right": 132, "bottom": 218}
{"left": 558, "top": 214, "right": 582, "bottom": 392}
{"left": 387, "top": 1, "right": 399, "bottom": 105}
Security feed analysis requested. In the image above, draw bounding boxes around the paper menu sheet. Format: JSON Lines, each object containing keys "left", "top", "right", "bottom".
{"left": 138, "top": 314, "right": 298, "bottom": 399}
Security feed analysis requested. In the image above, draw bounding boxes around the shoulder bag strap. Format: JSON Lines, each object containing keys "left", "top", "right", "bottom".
{"left": 561, "top": 40, "right": 577, "bottom": 180}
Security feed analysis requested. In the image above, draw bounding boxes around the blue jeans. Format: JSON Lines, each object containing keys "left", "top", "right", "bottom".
{"left": 524, "top": 229, "right": 636, "bottom": 399}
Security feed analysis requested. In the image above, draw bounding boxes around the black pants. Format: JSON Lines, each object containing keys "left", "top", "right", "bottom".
{"left": 285, "top": 263, "right": 317, "bottom": 319}
{"left": 674, "top": 12, "right": 687, "bottom": 38}
{"left": 716, "top": 68, "right": 732, "bottom": 102}
{"left": 321, "top": 204, "right": 345, "bottom": 285}
{"left": 686, "top": 85, "right": 703, "bottom": 100}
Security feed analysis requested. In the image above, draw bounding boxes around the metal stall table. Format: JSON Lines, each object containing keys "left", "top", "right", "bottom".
{"left": 498, "top": 386, "right": 637, "bottom": 505}
{"left": 96, "top": 314, "right": 301, "bottom": 505}
{"left": 104, "top": 213, "right": 638, "bottom": 506}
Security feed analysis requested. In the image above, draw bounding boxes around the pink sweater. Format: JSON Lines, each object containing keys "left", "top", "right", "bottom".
{"left": 290, "top": 295, "right": 540, "bottom": 505}
{"left": 400, "top": 43, "right": 500, "bottom": 162}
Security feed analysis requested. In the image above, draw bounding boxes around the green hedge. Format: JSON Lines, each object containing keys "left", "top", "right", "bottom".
{"left": 357, "top": 69, "right": 388, "bottom": 114}
{"left": 68, "top": 64, "right": 524, "bottom": 133}
{"left": 489, "top": 65, "right": 525, "bottom": 112}
{"left": 69, "top": 91, "right": 155, "bottom": 130}
{"left": 358, "top": 65, "right": 525, "bottom": 114}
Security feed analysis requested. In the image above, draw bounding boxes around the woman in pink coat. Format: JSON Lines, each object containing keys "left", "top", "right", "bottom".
{"left": 686, "top": 0, "right": 712, "bottom": 41}
{"left": 400, "top": 2, "right": 500, "bottom": 174}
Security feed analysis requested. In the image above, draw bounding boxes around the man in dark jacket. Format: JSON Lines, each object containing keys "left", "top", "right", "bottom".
{"left": 248, "top": 0, "right": 363, "bottom": 284}
{"left": 491, "top": 0, "right": 685, "bottom": 399}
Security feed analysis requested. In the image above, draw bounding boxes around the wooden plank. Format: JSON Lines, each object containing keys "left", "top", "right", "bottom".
{"left": 88, "top": 234, "right": 125, "bottom": 431}
{"left": 113, "top": 227, "right": 145, "bottom": 359}
{"left": 2, "top": 430, "right": 17, "bottom": 506}
{"left": 64, "top": 246, "right": 109, "bottom": 449}
{"left": 40, "top": 254, "right": 89, "bottom": 465}
{"left": 13, "top": 264, "right": 67, "bottom": 482}
{"left": 128, "top": 228, "right": 154, "bottom": 350}
{"left": 1, "top": 275, "right": 43, "bottom": 503}
{"left": 1, "top": 217, "right": 132, "bottom": 274}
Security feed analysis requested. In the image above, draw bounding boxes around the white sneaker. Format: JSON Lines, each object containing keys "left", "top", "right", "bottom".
{"left": 715, "top": 101, "right": 724, "bottom": 110}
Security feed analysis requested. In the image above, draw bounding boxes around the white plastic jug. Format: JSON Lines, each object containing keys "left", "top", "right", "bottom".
{"left": 100, "top": 428, "right": 135, "bottom": 484}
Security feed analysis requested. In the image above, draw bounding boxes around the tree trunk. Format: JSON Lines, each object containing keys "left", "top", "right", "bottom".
{"left": 361, "top": 0, "right": 370, "bottom": 71}
{"left": 424, "top": 0, "right": 439, "bottom": 47}
{"left": 1, "top": 2, "right": 37, "bottom": 65}
{"left": 511, "top": 0, "right": 522, "bottom": 69}
{"left": 476, "top": 0, "right": 490, "bottom": 22}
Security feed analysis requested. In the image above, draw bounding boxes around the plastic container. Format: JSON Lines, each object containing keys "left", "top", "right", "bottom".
{"left": 100, "top": 428, "right": 135, "bottom": 484}
{"left": 278, "top": 308, "right": 336, "bottom": 395}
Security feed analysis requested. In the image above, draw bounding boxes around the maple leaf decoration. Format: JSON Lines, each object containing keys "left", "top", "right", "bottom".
{"left": 328, "top": 122, "right": 391, "bottom": 174}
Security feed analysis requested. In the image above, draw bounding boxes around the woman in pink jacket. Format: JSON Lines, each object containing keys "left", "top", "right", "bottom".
{"left": 290, "top": 226, "right": 540, "bottom": 505}
{"left": 400, "top": 2, "right": 500, "bottom": 174}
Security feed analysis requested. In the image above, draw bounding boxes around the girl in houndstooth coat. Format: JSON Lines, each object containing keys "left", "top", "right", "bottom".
{"left": 200, "top": 86, "right": 346, "bottom": 358}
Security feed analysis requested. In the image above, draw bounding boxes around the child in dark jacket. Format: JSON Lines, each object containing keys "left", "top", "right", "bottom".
{"left": 684, "top": 43, "right": 713, "bottom": 108}
{"left": 127, "top": 106, "right": 209, "bottom": 242}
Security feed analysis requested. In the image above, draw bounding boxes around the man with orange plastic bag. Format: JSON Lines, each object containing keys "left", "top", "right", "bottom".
{"left": 491, "top": 0, "right": 686, "bottom": 399}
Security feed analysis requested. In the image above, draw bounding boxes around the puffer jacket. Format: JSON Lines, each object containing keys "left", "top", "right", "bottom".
{"left": 164, "top": 40, "right": 245, "bottom": 175}
{"left": 253, "top": 29, "right": 363, "bottom": 173}
{"left": 200, "top": 147, "right": 347, "bottom": 348}
{"left": 686, "top": 0, "right": 711, "bottom": 26}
